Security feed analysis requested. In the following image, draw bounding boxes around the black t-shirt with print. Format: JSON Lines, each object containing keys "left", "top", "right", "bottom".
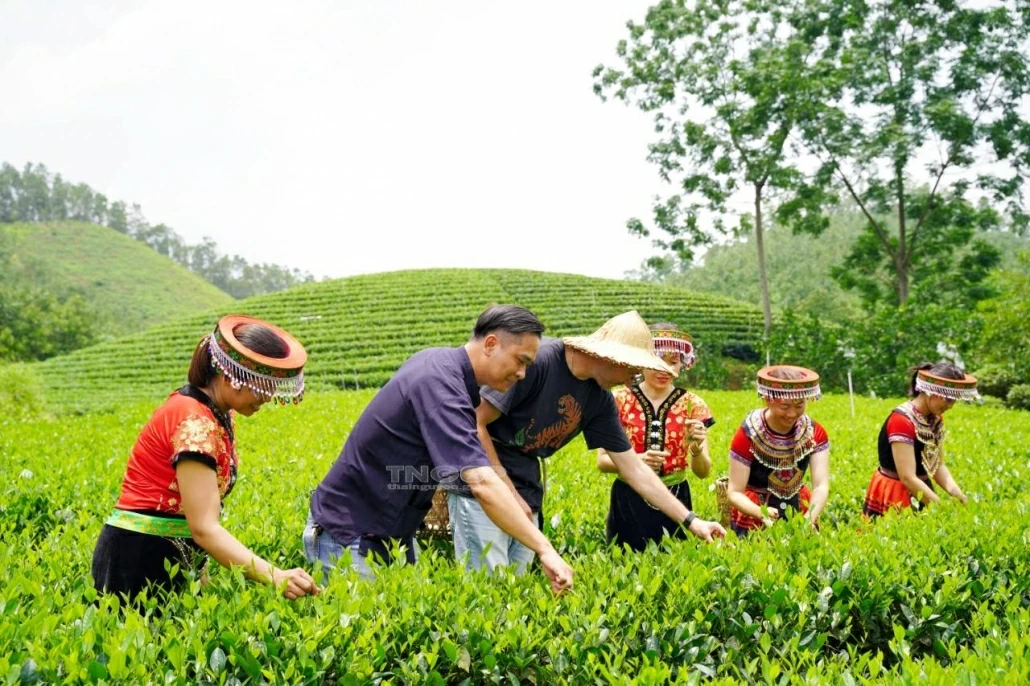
{"left": 473, "top": 339, "right": 631, "bottom": 511}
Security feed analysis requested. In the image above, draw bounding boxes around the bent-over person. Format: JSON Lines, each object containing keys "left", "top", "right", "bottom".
{"left": 306, "top": 305, "right": 574, "bottom": 593}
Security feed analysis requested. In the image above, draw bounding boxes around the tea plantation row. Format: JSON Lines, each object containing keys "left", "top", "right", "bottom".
{"left": 30, "top": 269, "right": 763, "bottom": 413}
{"left": 2, "top": 391, "right": 1028, "bottom": 683}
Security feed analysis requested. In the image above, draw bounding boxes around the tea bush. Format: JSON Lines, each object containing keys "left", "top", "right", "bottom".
{"left": 0, "top": 363, "right": 47, "bottom": 420}
{"left": 1, "top": 391, "right": 1028, "bottom": 683}
{"left": 1006, "top": 384, "right": 1030, "bottom": 412}
{"left": 972, "top": 363, "right": 1021, "bottom": 401}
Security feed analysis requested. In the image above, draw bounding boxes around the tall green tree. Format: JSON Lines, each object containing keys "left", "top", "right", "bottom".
{"left": 108, "top": 201, "right": 129, "bottom": 234}
{"left": 16, "top": 163, "right": 50, "bottom": 222}
{"left": 594, "top": 0, "right": 829, "bottom": 336}
{"left": 0, "top": 163, "right": 19, "bottom": 222}
{"left": 792, "top": 0, "right": 1030, "bottom": 306}
{"left": 49, "top": 174, "right": 70, "bottom": 221}
{"left": 67, "top": 182, "right": 95, "bottom": 222}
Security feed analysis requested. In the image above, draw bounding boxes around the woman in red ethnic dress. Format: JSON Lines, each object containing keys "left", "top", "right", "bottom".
{"left": 863, "top": 362, "right": 977, "bottom": 517}
{"left": 727, "top": 366, "right": 830, "bottom": 536}
{"left": 91, "top": 315, "right": 319, "bottom": 601}
{"left": 597, "top": 323, "right": 714, "bottom": 550}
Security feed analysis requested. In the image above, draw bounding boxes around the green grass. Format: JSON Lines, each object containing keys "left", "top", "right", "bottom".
{"left": 1, "top": 221, "right": 233, "bottom": 333}
{"left": 1, "top": 391, "right": 1028, "bottom": 683}
{"left": 32, "top": 268, "right": 765, "bottom": 413}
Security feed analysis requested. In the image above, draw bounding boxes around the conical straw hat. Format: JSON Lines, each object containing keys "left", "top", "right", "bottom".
{"left": 562, "top": 311, "right": 675, "bottom": 374}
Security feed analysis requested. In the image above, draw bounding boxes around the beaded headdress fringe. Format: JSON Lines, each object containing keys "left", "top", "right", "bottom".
{"left": 914, "top": 377, "right": 979, "bottom": 401}
{"left": 653, "top": 338, "right": 696, "bottom": 367}
{"left": 207, "top": 335, "right": 305, "bottom": 403}
{"left": 756, "top": 383, "right": 822, "bottom": 401}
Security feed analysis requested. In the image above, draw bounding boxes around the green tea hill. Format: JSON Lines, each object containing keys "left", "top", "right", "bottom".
{"left": 1, "top": 221, "right": 233, "bottom": 333}
{"left": 34, "top": 268, "right": 764, "bottom": 412}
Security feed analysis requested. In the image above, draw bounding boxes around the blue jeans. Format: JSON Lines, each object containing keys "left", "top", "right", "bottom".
{"left": 302, "top": 511, "right": 420, "bottom": 582}
{"left": 448, "top": 493, "right": 538, "bottom": 575}
{"left": 301, "top": 512, "right": 372, "bottom": 581}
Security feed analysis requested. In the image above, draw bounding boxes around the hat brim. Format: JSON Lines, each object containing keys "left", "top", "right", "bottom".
{"left": 915, "top": 372, "right": 980, "bottom": 402}
{"left": 563, "top": 337, "right": 675, "bottom": 374}
{"left": 218, "top": 314, "right": 307, "bottom": 371}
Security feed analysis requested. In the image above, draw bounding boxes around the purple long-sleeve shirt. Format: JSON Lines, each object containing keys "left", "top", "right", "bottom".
{"left": 311, "top": 346, "right": 492, "bottom": 543}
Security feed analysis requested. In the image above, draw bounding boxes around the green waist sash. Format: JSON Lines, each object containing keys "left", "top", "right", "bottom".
{"left": 618, "top": 469, "right": 689, "bottom": 488}
{"left": 106, "top": 509, "right": 193, "bottom": 538}
{"left": 661, "top": 470, "right": 689, "bottom": 487}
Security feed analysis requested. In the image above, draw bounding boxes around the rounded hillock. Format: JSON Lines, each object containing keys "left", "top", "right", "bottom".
{"left": 35, "top": 268, "right": 764, "bottom": 412}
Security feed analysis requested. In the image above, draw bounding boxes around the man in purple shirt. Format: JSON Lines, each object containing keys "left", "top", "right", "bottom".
{"left": 304, "top": 305, "right": 573, "bottom": 592}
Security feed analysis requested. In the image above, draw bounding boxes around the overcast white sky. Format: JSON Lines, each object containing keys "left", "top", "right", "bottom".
{"left": 0, "top": 0, "right": 686, "bottom": 280}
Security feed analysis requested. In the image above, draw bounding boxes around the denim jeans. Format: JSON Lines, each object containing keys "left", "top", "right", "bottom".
{"left": 302, "top": 511, "right": 420, "bottom": 582}
{"left": 448, "top": 493, "right": 538, "bottom": 575}
{"left": 302, "top": 511, "right": 372, "bottom": 581}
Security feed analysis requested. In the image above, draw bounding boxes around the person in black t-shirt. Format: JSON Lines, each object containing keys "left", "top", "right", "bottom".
{"left": 449, "top": 311, "right": 726, "bottom": 574}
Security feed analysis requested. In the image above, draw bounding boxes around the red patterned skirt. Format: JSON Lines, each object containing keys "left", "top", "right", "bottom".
{"left": 862, "top": 468, "right": 932, "bottom": 517}
{"left": 731, "top": 484, "right": 811, "bottom": 535}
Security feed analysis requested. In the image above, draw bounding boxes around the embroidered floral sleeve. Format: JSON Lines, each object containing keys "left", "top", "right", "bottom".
{"left": 613, "top": 387, "right": 643, "bottom": 449}
{"left": 683, "top": 393, "right": 714, "bottom": 426}
{"left": 612, "top": 388, "right": 631, "bottom": 419}
{"left": 170, "top": 415, "right": 221, "bottom": 461}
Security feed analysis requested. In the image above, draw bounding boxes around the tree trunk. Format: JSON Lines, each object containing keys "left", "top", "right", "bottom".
{"left": 754, "top": 182, "right": 773, "bottom": 338}
{"left": 896, "top": 170, "right": 909, "bottom": 305}
{"left": 895, "top": 260, "right": 909, "bottom": 304}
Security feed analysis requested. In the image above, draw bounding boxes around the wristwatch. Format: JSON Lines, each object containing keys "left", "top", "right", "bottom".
{"left": 682, "top": 511, "right": 697, "bottom": 529}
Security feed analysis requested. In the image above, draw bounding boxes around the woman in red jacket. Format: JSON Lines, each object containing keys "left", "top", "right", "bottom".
{"left": 91, "top": 315, "right": 318, "bottom": 602}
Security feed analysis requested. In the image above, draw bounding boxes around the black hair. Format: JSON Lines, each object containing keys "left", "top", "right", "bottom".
{"left": 909, "top": 361, "right": 964, "bottom": 398}
{"left": 472, "top": 305, "right": 545, "bottom": 339}
{"left": 234, "top": 323, "right": 290, "bottom": 358}
{"left": 768, "top": 367, "right": 807, "bottom": 381}
{"left": 188, "top": 323, "right": 290, "bottom": 387}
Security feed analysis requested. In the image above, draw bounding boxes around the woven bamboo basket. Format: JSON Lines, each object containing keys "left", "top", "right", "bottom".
{"left": 418, "top": 488, "right": 451, "bottom": 539}
{"left": 714, "top": 475, "right": 732, "bottom": 528}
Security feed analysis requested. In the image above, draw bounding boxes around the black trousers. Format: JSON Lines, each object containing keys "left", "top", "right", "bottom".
{"left": 91, "top": 524, "right": 204, "bottom": 601}
{"left": 606, "top": 478, "right": 693, "bottom": 552}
